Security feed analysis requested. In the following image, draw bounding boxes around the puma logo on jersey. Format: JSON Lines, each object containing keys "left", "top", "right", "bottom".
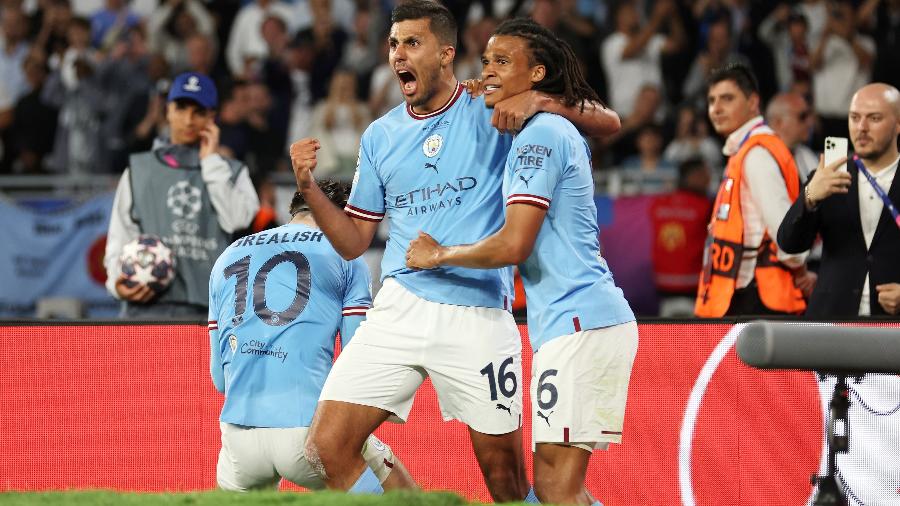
{"left": 495, "top": 402, "right": 512, "bottom": 415}
{"left": 537, "top": 410, "right": 554, "bottom": 427}
{"left": 519, "top": 174, "right": 535, "bottom": 187}
{"left": 424, "top": 158, "right": 440, "bottom": 173}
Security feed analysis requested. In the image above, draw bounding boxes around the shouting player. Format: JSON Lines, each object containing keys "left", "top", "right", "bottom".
{"left": 208, "top": 180, "right": 415, "bottom": 492}
{"left": 290, "top": 0, "right": 620, "bottom": 501}
{"left": 406, "top": 18, "right": 638, "bottom": 505}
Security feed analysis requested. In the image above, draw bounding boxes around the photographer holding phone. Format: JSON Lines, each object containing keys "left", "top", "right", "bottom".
{"left": 778, "top": 82, "right": 900, "bottom": 316}
{"left": 104, "top": 72, "right": 260, "bottom": 318}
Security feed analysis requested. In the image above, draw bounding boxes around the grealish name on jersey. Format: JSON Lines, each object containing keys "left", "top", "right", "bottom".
{"left": 233, "top": 230, "right": 325, "bottom": 248}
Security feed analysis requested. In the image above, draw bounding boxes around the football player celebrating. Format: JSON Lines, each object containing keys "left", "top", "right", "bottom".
{"left": 208, "top": 180, "right": 415, "bottom": 492}
{"left": 406, "top": 18, "right": 638, "bottom": 506}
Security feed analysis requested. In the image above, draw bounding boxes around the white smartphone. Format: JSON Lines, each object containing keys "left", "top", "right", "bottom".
{"left": 824, "top": 136, "right": 849, "bottom": 172}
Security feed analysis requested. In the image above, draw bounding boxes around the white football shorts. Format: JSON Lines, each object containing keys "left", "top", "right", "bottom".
{"left": 320, "top": 278, "right": 523, "bottom": 435}
{"left": 530, "top": 320, "right": 639, "bottom": 451}
{"left": 216, "top": 423, "right": 395, "bottom": 491}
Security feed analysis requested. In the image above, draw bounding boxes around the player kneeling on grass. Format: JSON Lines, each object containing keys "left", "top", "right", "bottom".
{"left": 208, "top": 180, "right": 415, "bottom": 492}
{"left": 406, "top": 19, "right": 638, "bottom": 506}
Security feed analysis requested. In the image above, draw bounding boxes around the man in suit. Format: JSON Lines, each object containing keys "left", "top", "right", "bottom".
{"left": 778, "top": 82, "right": 900, "bottom": 316}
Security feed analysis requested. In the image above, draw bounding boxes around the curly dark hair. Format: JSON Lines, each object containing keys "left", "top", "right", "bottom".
{"left": 289, "top": 179, "right": 352, "bottom": 216}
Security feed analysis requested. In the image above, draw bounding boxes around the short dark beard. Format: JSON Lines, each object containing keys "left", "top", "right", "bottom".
{"left": 408, "top": 65, "right": 444, "bottom": 112}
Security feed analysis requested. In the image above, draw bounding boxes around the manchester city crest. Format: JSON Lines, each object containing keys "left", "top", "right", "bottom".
{"left": 422, "top": 134, "right": 443, "bottom": 158}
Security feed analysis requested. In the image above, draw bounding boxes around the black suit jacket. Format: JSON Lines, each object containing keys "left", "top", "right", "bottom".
{"left": 777, "top": 159, "right": 900, "bottom": 318}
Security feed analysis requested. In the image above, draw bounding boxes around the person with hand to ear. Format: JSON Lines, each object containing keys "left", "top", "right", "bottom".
{"left": 104, "top": 72, "right": 260, "bottom": 318}
{"left": 779, "top": 83, "right": 900, "bottom": 317}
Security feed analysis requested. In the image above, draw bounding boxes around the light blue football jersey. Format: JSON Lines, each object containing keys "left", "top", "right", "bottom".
{"left": 208, "top": 223, "right": 372, "bottom": 428}
{"left": 346, "top": 84, "right": 515, "bottom": 310}
{"left": 504, "top": 113, "right": 635, "bottom": 351}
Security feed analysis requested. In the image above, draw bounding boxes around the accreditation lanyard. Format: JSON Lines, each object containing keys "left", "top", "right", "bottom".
{"left": 853, "top": 155, "right": 900, "bottom": 230}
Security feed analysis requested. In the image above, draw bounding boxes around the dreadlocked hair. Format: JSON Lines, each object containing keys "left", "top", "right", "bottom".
{"left": 290, "top": 179, "right": 352, "bottom": 216}
{"left": 493, "top": 17, "right": 602, "bottom": 112}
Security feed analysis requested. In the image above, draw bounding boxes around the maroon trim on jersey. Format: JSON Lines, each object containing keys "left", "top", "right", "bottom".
{"left": 573, "top": 316, "right": 582, "bottom": 332}
{"left": 406, "top": 83, "right": 464, "bottom": 120}
{"left": 345, "top": 204, "right": 384, "bottom": 222}
{"left": 383, "top": 458, "right": 394, "bottom": 469}
{"left": 208, "top": 321, "right": 218, "bottom": 330}
{"left": 602, "top": 430, "right": 623, "bottom": 435}
{"left": 506, "top": 194, "right": 551, "bottom": 210}
{"left": 563, "top": 427, "right": 570, "bottom": 442}
{"left": 342, "top": 306, "right": 369, "bottom": 317}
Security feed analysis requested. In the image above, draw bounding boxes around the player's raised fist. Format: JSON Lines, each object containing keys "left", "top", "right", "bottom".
{"left": 289, "top": 138, "right": 321, "bottom": 190}
{"left": 406, "top": 231, "right": 445, "bottom": 270}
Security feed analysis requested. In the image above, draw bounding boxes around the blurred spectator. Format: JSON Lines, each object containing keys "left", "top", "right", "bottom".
{"left": 622, "top": 123, "right": 676, "bottom": 178}
{"left": 286, "top": 31, "right": 316, "bottom": 143}
{"left": 181, "top": 32, "right": 222, "bottom": 80}
{"left": 778, "top": 83, "right": 900, "bottom": 316}
{"left": 33, "top": 0, "right": 74, "bottom": 63}
{"left": 339, "top": 5, "right": 377, "bottom": 84}
{"left": 368, "top": 35, "right": 403, "bottom": 118}
{"left": 90, "top": 0, "right": 140, "bottom": 51}
{"left": 682, "top": 17, "right": 750, "bottom": 109}
{"left": 104, "top": 71, "right": 259, "bottom": 318}
{"left": 532, "top": 0, "right": 601, "bottom": 92}
{"left": 454, "top": 16, "right": 496, "bottom": 81}
{"left": 664, "top": 104, "right": 723, "bottom": 170}
{"left": 294, "top": 0, "right": 347, "bottom": 102}
{"left": 225, "top": 0, "right": 293, "bottom": 78}
{"left": 244, "top": 80, "right": 286, "bottom": 174}
{"left": 96, "top": 25, "right": 155, "bottom": 173}
{"left": 42, "top": 33, "right": 106, "bottom": 174}
{"left": 766, "top": 91, "right": 816, "bottom": 182}
{"left": 602, "top": 84, "right": 663, "bottom": 163}
{"left": 858, "top": 0, "right": 900, "bottom": 90}
{"left": 601, "top": 0, "right": 684, "bottom": 120}
{"left": 758, "top": 5, "right": 811, "bottom": 93}
{"left": 650, "top": 158, "right": 713, "bottom": 316}
{"left": 147, "top": 0, "right": 214, "bottom": 72}
{"left": 1, "top": 6, "right": 32, "bottom": 104}
{"left": 811, "top": 0, "right": 875, "bottom": 139}
{"left": 121, "top": 56, "right": 171, "bottom": 155}
{"left": 309, "top": 68, "right": 370, "bottom": 179}
{"left": 696, "top": 63, "right": 811, "bottom": 317}
{"left": 53, "top": 16, "right": 97, "bottom": 90}
{"left": 8, "top": 52, "right": 59, "bottom": 173}
{"left": 798, "top": 0, "right": 828, "bottom": 47}
{"left": 215, "top": 78, "right": 251, "bottom": 161}
{"left": 258, "top": 15, "right": 294, "bottom": 152}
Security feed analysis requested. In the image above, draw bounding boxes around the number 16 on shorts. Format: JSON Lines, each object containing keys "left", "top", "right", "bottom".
{"left": 481, "top": 356, "right": 518, "bottom": 414}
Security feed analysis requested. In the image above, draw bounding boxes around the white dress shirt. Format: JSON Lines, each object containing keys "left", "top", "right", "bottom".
{"left": 857, "top": 155, "right": 899, "bottom": 315}
{"left": 722, "top": 116, "right": 808, "bottom": 288}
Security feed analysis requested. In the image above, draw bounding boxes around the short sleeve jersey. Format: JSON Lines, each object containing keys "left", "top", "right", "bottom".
{"left": 504, "top": 113, "right": 635, "bottom": 350}
{"left": 208, "top": 223, "right": 372, "bottom": 428}
{"left": 346, "top": 84, "right": 515, "bottom": 310}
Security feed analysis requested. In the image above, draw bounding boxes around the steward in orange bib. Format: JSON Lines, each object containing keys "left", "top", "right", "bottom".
{"left": 696, "top": 63, "right": 814, "bottom": 317}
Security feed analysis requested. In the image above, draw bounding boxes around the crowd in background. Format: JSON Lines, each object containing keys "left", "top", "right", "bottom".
{"left": 1, "top": 0, "right": 898, "bottom": 181}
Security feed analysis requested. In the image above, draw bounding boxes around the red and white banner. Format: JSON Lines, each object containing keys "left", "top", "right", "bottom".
{"left": 1, "top": 322, "right": 897, "bottom": 504}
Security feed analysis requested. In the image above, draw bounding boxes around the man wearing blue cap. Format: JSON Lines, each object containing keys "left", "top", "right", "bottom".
{"left": 104, "top": 72, "right": 260, "bottom": 318}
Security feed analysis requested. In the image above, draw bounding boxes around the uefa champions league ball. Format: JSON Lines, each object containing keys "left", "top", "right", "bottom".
{"left": 120, "top": 235, "right": 176, "bottom": 292}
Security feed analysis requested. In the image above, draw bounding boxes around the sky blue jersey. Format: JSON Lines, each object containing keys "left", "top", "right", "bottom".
{"left": 346, "top": 84, "right": 515, "bottom": 310}
{"left": 208, "top": 223, "right": 372, "bottom": 428}
{"left": 504, "top": 113, "right": 635, "bottom": 350}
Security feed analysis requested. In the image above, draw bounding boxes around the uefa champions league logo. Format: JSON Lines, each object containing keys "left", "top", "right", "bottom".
{"left": 166, "top": 181, "right": 202, "bottom": 220}
{"left": 184, "top": 76, "right": 202, "bottom": 92}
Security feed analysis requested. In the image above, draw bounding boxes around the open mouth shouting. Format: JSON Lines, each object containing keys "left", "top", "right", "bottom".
{"left": 397, "top": 69, "right": 418, "bottom": 96}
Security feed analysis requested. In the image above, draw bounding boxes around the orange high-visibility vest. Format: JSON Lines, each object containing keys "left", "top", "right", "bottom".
{"left": 695, "top": 133, "right": 806, "bottom": 317}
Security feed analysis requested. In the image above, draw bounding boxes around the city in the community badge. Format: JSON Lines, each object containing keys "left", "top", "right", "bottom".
{"left": 229, "top": 334, "right": 237, "bottom": 353}
{"left": 422, "top": 134, "right": 443, "bottom": 158}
